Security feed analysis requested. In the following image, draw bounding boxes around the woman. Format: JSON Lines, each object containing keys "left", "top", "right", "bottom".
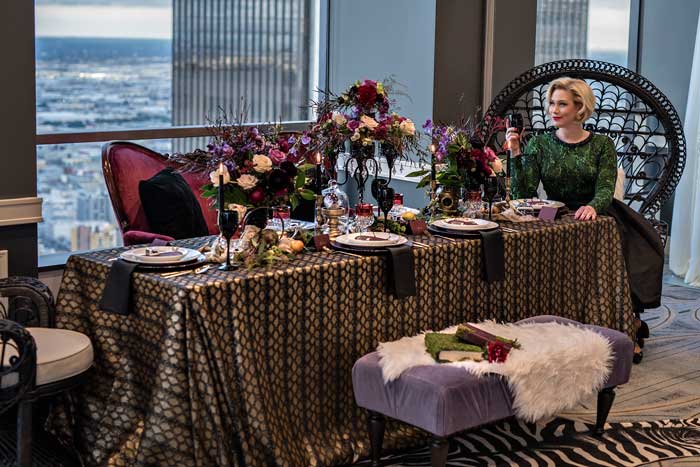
{"left": 506, "top": 77, "right": 658, "bottom": 363}
{"left": 507, "top": 77, "right": 617, "bottom": 220}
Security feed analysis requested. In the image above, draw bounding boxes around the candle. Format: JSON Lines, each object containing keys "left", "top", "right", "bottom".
{"left": 314, "top": 152, "right": 323, "bottom": 195}
{"left": 218, "top": 163, "right": 225, "bottom": 222}
{"left": 429, "top": 144, "right": 437, "bottom": 181}
{"left": 506, "top": 150, "right": 511, "bottom": 179}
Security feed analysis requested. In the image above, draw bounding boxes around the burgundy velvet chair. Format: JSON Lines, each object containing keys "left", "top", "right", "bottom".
{"left": 102, "top": 141, "right": 219, "bottom": 246}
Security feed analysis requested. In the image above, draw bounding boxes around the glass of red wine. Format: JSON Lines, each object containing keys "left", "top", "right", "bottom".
{"left": 218, "top": 209, "right": 239, "bottom": 271}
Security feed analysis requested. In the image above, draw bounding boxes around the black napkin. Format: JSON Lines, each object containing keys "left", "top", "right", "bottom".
{"left": 479, "top": 229, "right": 505, "bottom": 283}
{"left": 385, "top": 244, "right": 417, "bottom": 298}
{"left": 99, "top": 259, "right": 139, "bottom": 315}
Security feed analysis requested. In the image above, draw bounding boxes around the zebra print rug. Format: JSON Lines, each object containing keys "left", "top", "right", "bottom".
{"left": 352, "top": 417, "right": 700, "bottom": 466}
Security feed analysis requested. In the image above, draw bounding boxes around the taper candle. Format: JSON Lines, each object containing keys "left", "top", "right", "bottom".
{"left": 314, "top": 152, "right": 323, "bottom": 194}
{"left": 217, "top": 163, "right": 225, "bottom": 222}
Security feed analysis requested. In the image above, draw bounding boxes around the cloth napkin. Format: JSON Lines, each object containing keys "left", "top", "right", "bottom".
{"left": 479, "top": 229, "right": 505, "bottom": 283}
{"left": 492, "top": 208, "right": 537, "bottom": 222}
{"left": 99, "top": 259, "right": 139, "bottom": 315}
{"left": 385, "top": 244, "right": 417, "bottom": 298}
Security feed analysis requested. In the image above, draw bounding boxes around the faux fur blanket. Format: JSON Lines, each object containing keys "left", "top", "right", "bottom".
{"left": 377, "top": 321, "right": 613, "bottom": 422}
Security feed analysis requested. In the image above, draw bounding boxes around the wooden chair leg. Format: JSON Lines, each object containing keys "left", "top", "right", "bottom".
{"left": 367, "top": 410, "right": 386, "bottom": 467}
{"left": 17, "top": 400, "right": 32, "bottom": 467}
{"left": 594, "top": 386, "right": 616, "bottom": 436}
{"left": 430, "top": 436, "right": 448, "bottom": 467}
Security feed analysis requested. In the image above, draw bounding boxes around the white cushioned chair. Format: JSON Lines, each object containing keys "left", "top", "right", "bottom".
{"left": 1, "top": 277, "right": 93, "bottom": 467}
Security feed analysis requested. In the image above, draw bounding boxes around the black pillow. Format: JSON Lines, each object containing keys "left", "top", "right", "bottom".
{"left": 138, "top": 168, "right": 209, "bottom": 239}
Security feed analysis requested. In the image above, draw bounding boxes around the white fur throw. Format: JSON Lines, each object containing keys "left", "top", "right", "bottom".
{"left": 377, "top": 321, "right": 613, "bottom": 422}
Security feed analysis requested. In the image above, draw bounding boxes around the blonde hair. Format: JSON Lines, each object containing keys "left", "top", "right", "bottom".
{"left": 546, "top": 77, "right": 595, "bottom": 122}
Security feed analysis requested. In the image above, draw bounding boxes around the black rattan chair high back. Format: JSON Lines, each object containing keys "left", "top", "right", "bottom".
{"left": 483, "top": 59, "right": 686, "bottom": 241}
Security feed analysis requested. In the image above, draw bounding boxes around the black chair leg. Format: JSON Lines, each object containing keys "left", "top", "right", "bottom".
{"left": 430, "top": 436, "right": 448, "bottom": 467}
{"left": 367, "top": 410, "right": 385, "bottom": 467}
{"left": 594, "top": 386, "right": 616, "bottom": 436}
{"left": 17, "top": 400, "right": 32, "bottom": 467}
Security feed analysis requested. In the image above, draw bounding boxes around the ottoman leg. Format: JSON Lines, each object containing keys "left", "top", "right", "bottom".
{"left": 367, "top": 410, "right": 386, "bottom": 467}
{"left": 430, "top": 436, "right": 448, "bottom": 467}
{"left": 594, "top": 386, "right": 616, "bottom": 436}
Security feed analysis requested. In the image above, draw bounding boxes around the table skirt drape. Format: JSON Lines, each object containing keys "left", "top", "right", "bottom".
{"left": 51, "top": 217, "right": 633, "bottom": 466}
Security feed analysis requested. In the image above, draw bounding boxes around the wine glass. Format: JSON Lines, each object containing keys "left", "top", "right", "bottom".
{"left": 483, "top": 176, "right": 499, "bottom": 221}
{"left": 379, "top": 187, "right": 395, "bottom": 231}
{"left": 218, "top": 210, "right": 239, "bottom": 271}
{"left": 355, "top": 203, "right": 374, "bottom": 232}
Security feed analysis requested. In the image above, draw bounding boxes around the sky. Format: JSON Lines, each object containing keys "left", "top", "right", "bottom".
{"left": 35, "top": 2, "right": 172, "bottom": 39}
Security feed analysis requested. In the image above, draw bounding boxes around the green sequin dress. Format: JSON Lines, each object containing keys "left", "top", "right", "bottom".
{"left": 511, "top": 131, "right": 617, "bottom": 213}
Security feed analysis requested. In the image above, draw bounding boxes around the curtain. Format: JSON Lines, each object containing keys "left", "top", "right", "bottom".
{"left": 669, "top": 10, "right": 700, "bottom": 286}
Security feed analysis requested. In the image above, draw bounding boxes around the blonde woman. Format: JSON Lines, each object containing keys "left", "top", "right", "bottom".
{"left": 506, "top": 77, "right": 661, "bottom": 363}
{"left": 506, "top": 77, "right": 617, "bottom": 220}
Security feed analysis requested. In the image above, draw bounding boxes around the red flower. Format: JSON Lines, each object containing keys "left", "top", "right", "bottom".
{"left": 487, "top": 341, "right": 510, "bottom": 363}
{"left": 249, "top": 187, "right": 265, "bottom": 204}
{"left": 357, "top": 81, "right": 378, "bottom": 107}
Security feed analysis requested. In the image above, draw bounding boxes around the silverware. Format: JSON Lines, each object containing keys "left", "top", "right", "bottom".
{"left": 431, "top": 234, "right": 456, "bottom": 242}
{"left": 323, "top": 246, "right": 363, "bottom": 258}
{"left": 412, "top": 241, "right": 431, "bottom": 248}
{"left": 500, "top": 227, "right": 518, "bottom": 233}
{"left": 161, "top": 264, "right": 211, "bottom": 278}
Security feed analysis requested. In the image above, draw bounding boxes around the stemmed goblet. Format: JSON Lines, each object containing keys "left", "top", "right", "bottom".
{"left": 378, "top": 187, "right": 395, "bottom": 231}
{"left": 218, "top": 209, "right": 239, "bottom": 271}
{"left": 483, "top": 176, "right": 500, "bottom": 221}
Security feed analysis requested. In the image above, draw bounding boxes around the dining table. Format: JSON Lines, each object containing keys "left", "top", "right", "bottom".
{"left": 51, "top": 216, "right": 634, "bottom": 466}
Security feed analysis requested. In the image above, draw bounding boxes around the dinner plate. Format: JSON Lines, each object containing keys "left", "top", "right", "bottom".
{"left": 120, "top": 247, "right": 198, "bottom": 265}
{"left": 431, "top": 218, "right": 499, "bottom": 231}
{"left": 511, "top": 199, "right": 565, "bottom": 210}
{"left": 427, "top": 224, "right": 499, "bottom": 238}
{"left": 330, "top": 239, "right": 413, "bottom": 255}
{"left": 334, "top": 232, "right": 408, "bottom": 247}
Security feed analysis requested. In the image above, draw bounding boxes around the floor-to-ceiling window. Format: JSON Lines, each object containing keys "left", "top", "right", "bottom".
{"left": 35, "top": 0, "right": 322, "bottom": 261}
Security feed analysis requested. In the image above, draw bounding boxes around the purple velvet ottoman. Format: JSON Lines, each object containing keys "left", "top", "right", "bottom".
{"left": 352, "top": 315, "right": 634, "bottom": 467}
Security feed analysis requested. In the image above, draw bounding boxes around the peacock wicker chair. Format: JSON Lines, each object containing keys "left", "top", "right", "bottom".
{"left": 483, "top": 59, "right": 687, "bottom": 244}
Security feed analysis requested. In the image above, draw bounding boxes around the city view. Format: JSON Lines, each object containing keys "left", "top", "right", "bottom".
{"left": 36, "top": 37, "right": 172, "bottom": 255}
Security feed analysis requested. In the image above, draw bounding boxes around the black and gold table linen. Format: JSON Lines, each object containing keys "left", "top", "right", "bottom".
{"left": 52, "top": 216, "right": 634, "bottom": 466}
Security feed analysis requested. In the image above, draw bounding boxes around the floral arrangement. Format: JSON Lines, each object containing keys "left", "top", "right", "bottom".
{"left": 411, "top": 114, "right": 506, "bottom": 190}
{"left": 169, "top": 117, "right": 316, "bottom": 211}
{"left": 307, "top": 79, "right": 422, "bottom": 173}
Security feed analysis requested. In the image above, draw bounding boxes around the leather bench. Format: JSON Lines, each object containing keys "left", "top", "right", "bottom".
{"left": 352, "top": 315, "right": 634, "bottom": 467}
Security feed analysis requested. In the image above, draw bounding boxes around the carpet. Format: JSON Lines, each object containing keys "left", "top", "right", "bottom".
{"left": 351, "top": 284, "right": 700, "bottom": 467}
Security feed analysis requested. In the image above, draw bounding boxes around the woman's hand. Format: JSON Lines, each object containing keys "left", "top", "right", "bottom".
{"left": 575, "top": 205, "right": 597, "bottom": 220}
{"left": 505, "top": 127, "right": 523, "bottom": 156}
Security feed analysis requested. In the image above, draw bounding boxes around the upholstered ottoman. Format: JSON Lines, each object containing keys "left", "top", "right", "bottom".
{"left": 352, "top": 315, "right": 633, "bottom": 467}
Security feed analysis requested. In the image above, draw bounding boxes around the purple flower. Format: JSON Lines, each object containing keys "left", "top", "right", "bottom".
{"left": 224, "top": 160, "right": 236, "bottom": 173}
{"left": 423, "top": 119, "right": 433, "bottom": 131}
{"left": 287, "top": 135, "right": 297, "bottom": 144}
{"left": 301, "top": 135, "right": 311, "bottom": 145}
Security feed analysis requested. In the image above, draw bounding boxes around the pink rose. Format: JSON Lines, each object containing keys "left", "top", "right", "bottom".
{"left": 484, "top": 147, "right": 497, "bottom": 161}
{"left": 347, "top": 119, "right": 360, "bottom": 131}
{"left": 268, "top": 149, "right": 286, "bottom": 165}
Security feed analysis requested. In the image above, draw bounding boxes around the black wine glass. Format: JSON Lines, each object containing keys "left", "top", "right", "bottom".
{"left": 218, "top": 210, "right": 239, "bottom": 271}
{"left": 483, "top": 177, "right": 499, "bottom": 221}
{"left": 379, "top": 187, "right": 395, "bottom": 231}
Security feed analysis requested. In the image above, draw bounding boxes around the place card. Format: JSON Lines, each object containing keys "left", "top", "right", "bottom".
{"left": 313, "top": 234, "right": 331, "bottom": 251}
{"left": 408, "top": 219, "right": 428, "bottom": 235}
{"left": 538, "top": 206, "right": 559, "bottom": 221}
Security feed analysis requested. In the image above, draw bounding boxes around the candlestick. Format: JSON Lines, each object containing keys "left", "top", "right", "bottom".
{"left": 314, "top": 152, "right": 323, "bottom": 194}
{"left": 217, "top": 162, "right": 225, "bottom": 223}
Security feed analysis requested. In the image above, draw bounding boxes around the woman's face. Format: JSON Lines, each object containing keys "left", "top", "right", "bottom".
{"left": 548, "top": 89, "right": 581, "bottom": 128}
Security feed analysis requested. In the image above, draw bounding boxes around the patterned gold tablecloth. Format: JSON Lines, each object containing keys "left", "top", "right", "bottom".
{"left": 53, "top": 216, "right": 633, "bottom": 466}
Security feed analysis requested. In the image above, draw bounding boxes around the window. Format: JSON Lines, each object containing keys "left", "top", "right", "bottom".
{"left": 535, "top": 0, "right": 632, "bottom": 66}
{"left": 35, "top": 0, "right": 322, "bottom": 260}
